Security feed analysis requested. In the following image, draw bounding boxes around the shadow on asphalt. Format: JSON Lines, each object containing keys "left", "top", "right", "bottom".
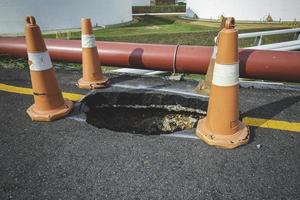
{"left": 242, "top": 95, "right": 300, "bottom": 131}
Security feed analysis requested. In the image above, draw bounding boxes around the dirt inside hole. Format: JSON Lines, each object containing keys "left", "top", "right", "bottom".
{"left": 82, "top": 90, "right": 207, "bottom": 135}
{"left": 86, "top": 107, "right": 203, "bottom": 135}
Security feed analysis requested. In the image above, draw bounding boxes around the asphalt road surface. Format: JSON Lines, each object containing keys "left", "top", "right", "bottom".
{"left": 0, "top": 68, "right": 299, "bottom": 200}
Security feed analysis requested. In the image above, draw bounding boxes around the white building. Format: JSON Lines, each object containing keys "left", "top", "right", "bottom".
{"left": 132, "top": 0, "right": 151, "bottom": 6}
{"left": 186, "top": 0, "right": 300, "bottom": 21}
{"left": 0, "top": 0, "right": 132, "bottom": 34}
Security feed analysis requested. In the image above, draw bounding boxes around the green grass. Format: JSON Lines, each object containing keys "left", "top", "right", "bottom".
{"left": 132, "top": 5, "right": 186, "bottom": 14}
{"left": 47, "top": 16, "right": 217, "bottom": 44}
{"left": 0, "top": 56, "right": 28, "bottom": 69}
{"left": 45, "top": 15, "right": 300, "bottom": 47}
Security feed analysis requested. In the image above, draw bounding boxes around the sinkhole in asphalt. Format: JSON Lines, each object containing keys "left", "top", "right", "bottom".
{"left": 82, "top": 90, "right": 208, "bottom": 135}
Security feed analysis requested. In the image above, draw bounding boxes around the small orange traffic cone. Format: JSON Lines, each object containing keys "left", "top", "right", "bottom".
{"left": 195, "top": 17, "right": 228, "bottom": 96}
{"left": 196, "top": 18, "right": 249, "bottom": 149}
{"left": 77, "top": 18, "right": 108, "bottom": 89}
{"left": 25, "top": 16, "right": 73, "bottom": 121}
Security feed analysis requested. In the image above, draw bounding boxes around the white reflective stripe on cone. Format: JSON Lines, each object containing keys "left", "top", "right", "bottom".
{"left": 211, "top": 46, "right": 218, "bottom": 59}
{"left": 81, "top": 34, "right": 96, "bottom": 48}
{"left": 212, "top": 63, "right": 239, "bottom": 87}
{"left": 28, "top": 51, "right": 52, "bottom": 71}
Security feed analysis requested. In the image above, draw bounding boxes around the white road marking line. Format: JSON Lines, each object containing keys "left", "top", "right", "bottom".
{"left": 68, "top": 116, "right": 86, "bottom": 122}
{"left": 162, "top": 132, "right": 199, "bottom": 140}
{"left": 111, "top": 84, "right": 208, "bottom": 98}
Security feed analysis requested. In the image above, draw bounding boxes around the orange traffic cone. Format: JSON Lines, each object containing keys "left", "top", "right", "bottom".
{"left": 25, "top": 16, "right": 73, "bottom": 121}
{"left": 195, "top": 17, "right": 228, "bottom": 96}
{"left": 77, "top": 18, "right": 108, "bottom": 89}
{"left": 196, "top": 18, "right": 249, "bottom": 149}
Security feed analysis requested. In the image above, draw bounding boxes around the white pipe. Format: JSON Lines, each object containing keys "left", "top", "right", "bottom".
{"left": 246, "top": 40, "right": 300, "bottom": 50}
{"left": 145, "top": 71, "right": 168, "bottom": 75}
{"left": 111, "top": 68, "right": 155, "bottom": 74}
{"left": 274, "top": 45, "right": 300, "bottom": 51}
{"left": 111, "top": 68, "right": 168, "bottom": 76}
{"left": 239, "top": 28, "right": 300, "bottom": 39}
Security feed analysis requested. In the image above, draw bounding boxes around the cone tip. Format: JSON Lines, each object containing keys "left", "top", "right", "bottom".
{"left": 225, "top": 17, "right": 235, "bottom": 29}
{"left": 81, "top": 18, "right": 91, "bottom": 22}
{"left": 26, "top": 16, "right": 36, "bottom": 25}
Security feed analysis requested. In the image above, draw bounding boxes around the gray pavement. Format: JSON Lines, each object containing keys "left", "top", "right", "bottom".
{"left": 0, "top": 68, "right": 299, "bottom": 200}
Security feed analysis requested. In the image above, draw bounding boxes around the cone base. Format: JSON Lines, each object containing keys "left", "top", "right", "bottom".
{"left": 196, "top": 118, "right": 250, "bottom": 149}
{"left": 77, "top": 77, "right": 109, "bottom": 90}
{"left": 195, "top": 80, "right": 210, "bottom": 96}
{"left": 27, "top": 99, "right": 73, "bottom": 122}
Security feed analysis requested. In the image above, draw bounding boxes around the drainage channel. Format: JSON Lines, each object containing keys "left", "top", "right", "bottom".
{"left": 80, "top": 89, "right": 208, "bottom": 135}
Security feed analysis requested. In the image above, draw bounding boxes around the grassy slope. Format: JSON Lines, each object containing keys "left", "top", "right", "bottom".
{"left": 45, "top": 15, "right": 300, "bottom": 47}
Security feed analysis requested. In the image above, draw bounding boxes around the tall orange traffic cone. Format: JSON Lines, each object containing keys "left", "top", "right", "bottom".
{"left": 196, "top": 18, "right": 249, "bottom": 149}
{"left": 25, "top": 16, "right": 73, "bottom": 121}
{"left": 195, "top": 17, "right": 228, "bottom": 96}
{"left": 77, "top": 18, "right": 108, "bottom": 89}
